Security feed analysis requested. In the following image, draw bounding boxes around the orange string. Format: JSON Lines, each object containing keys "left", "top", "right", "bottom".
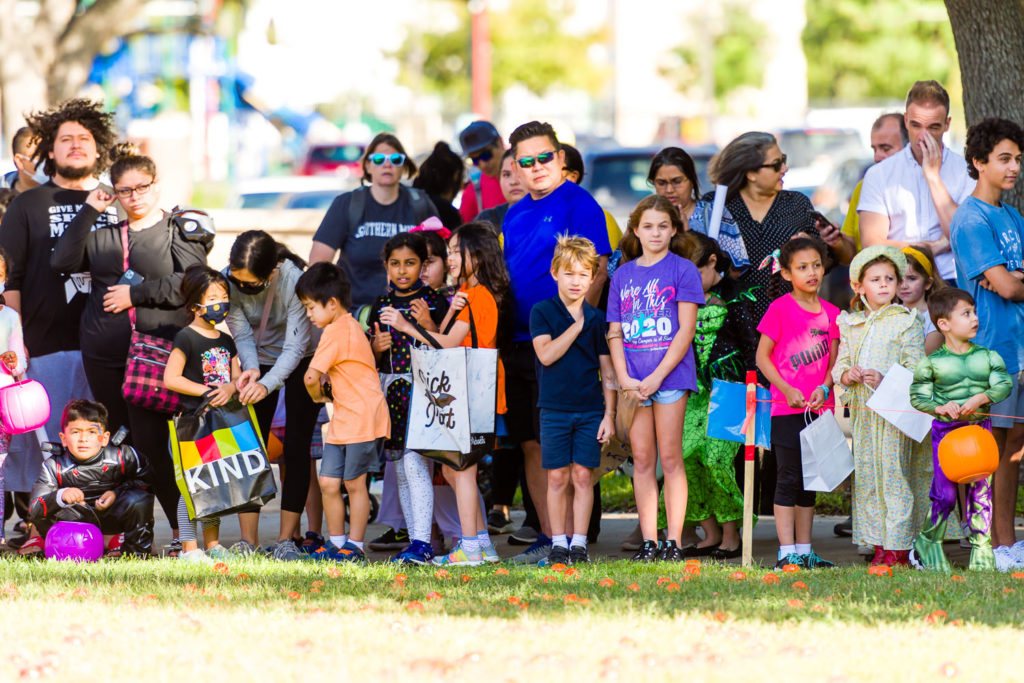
{"left": 753, "top": 397, "right": 1017, "bottom": 421}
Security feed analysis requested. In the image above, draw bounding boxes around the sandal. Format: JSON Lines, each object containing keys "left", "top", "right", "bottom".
{"left": 166, "top": 538, "right": 183, "bottom": 559}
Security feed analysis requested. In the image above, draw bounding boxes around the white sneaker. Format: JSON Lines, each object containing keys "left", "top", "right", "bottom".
{"left": 481, "top": 543, "right": 500, "bottom": 563}
{"left": 1008, "top": 540, "right": 1024, "bottom": 564}
{"left": 993, "top": 546, "right": 1022, "bottom": 572}
{"left": 857, "top": 545, "right": 874, "bottom": 556}
{"left": 178, "top": 548, "right": 214, "bottom": 563}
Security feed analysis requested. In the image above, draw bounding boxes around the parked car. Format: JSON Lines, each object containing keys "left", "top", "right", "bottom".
{"left": 230, "top": 176, "right": 355, "bottom": 211}
{"left": 300, "top": 142, "right": 366, "bottom": 177}
{"left": 777, "top": 128, "right": 866, "bottom": 198}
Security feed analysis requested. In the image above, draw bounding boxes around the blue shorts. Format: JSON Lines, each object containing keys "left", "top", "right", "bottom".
{"left": 639, "top": 389, "right": 686, "bottom": 407}
{"left": 539, "top": 409, "right": 603, "bottom": 470}
{"left": 320, "top": 441, "right": 380, "bottom": 480}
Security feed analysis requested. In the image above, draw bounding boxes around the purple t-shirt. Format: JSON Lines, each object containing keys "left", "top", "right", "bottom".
{"left": 606, "top": 252, "right": 704, "bottom": 391}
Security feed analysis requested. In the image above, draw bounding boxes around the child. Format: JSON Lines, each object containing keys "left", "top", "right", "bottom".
{"left": 607, "top": 194, "right": 703, "bottom": 562}
{"left": 899, "top": 245, "right": 946, "bottom": 354}
{"left": 0, "top": 246, "right": 25, "bottom": 545}
{"left": 680, "top": 232, "right": 758, "bottom": 559}
{"left": 833, "top": 245, "right": 930, "bottom": 567}
{"left": 381, "top": 222, "right": 508, "bottom": 566}
{"left": 529, "top": 235, "right": 615, "bottom": 565}
{"left": 367, "top": 232, "right": 449, "bottom": 564}
{"left": 909, "top": 288, "right": 1012, "bottom": 571}
{"left": 164, "top": 265, "right": 244, "bottom": 561}
{"left": 412, "top": 217, "right": 454, "bottom": 296}
{"left": 298, "top": 262, "right": 390, "bottom": 562}
{"left": 27, "top": 400, "right": 154, "bottom": 557}
{"left": 755, "top": 237, "right": 839, "bottom": 569}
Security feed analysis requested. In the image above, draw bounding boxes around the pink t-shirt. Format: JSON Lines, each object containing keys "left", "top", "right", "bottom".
{"left": 757, "top": 294, "right": 840, "bottom": 416}
{"left": 459, "top": 172, "right": 505, "bottom": 222}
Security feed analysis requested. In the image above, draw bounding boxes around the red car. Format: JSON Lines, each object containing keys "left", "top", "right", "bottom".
{"left": 301, "top": 143, "right": 366, "bottom": 177}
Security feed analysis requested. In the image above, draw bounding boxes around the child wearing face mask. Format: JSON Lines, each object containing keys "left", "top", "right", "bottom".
{"left": 164, "top": 265, "right": 243, "bottom": 562}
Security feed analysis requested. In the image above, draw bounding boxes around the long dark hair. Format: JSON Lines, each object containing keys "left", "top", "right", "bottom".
{"left": 229, "top": 230, "right": 306, "bottom": 281}
{"left": 620, "top": 194, "right": 690, "bottom": 263}
{"left": 413, "top": 141, "right": 464, "bottom": 199}
{"left": 647, "top": 147, "right": 700, "bottom": 203}
{"left": 180, "top": 265, "right": 230, "bottom": 312}
{"left": 453, "top": 222, "right": 509, "bottom": 303}
{"left": 766, "top": 237, "right": 829, "bottom": 300}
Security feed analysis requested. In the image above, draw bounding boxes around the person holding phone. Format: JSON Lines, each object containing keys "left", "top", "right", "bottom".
{"left": 51, "top": 143, "right": 208, "bottom": 552}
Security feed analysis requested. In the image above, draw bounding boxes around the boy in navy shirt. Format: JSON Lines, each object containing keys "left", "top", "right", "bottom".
{"left": 530, "top": 235, "right": 615, "bottom": 565}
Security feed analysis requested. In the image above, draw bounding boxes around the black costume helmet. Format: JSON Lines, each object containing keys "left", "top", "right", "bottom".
{"left": 170, "top": 206, "right": 215, "bottom": 252}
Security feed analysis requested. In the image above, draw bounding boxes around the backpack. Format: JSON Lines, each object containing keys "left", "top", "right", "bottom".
{"left": 346, "top": 185, "right": 435, "bottom": 232}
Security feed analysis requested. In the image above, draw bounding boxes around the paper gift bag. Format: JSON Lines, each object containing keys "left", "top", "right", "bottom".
{"left": 799, "top": 409, "right": 854, "bottom": 492}
{"left": 170, "top": 398, "right": 277, "bottom": 520}
{"left": 707, "top": 379, "right": 771, "bottom": 448}
{"left": 865, "top": 363, "right": 932, "bottom": 443}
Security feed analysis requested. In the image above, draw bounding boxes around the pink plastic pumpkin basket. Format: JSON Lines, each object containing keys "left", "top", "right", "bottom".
{"left": 0, "top": 379, "right": 51, "bottom": 434}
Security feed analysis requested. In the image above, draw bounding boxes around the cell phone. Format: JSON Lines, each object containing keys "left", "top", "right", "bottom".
{"left": 118, "top": 269, "right": 144, "bottom": 286}
{"left": 807, "top": 210, "right": 834, "bottom": 229}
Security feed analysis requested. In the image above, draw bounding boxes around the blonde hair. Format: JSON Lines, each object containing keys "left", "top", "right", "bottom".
{"left": 551, "top": 234, "right": 599, "bottom": 275}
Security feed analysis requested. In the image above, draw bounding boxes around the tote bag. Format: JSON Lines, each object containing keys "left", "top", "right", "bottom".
{"left": 799, "top": 408, "right": 854, "bottom": 492}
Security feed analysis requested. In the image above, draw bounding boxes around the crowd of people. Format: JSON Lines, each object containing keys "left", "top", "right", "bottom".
{"left": 1, "top": 77, "right": 1023, "bottom": 572}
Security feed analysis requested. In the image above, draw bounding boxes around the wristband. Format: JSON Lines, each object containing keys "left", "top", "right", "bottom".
{"left": 818, "top": 384, "right": 830, "bottom": 399}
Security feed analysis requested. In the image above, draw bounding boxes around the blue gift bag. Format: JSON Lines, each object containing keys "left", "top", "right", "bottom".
{"left": 706, "top": 379, "right": 771, "bottom": 448}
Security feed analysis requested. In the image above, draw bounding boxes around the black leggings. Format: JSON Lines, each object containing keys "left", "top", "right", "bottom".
{"left": 249, "top": 356, "right": 320, "bottom": 514}
{"left": 83, "top": 358, "right": 180, "bottom": 530}
{"left": 771, "top": 414, "right": 816, "bottom": 508}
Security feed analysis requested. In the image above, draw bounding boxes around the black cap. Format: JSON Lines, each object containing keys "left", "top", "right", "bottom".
{"left": 459, "top": 121, "right": 500, "bottom": 157}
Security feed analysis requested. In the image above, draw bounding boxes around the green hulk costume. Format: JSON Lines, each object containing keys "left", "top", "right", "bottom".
{"left": 909, "top": 343, "right": 1012, "bottom": 571}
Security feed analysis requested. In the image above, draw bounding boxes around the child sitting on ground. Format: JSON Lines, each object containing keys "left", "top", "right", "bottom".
{"left": 298, "top": 262, "right": 390, "bottom": 562}
{"left": 27, "top": 399, "right": 154, "bottom": 557}
{"left": 909, "top": 288, "right": 1012, "bottom": 571}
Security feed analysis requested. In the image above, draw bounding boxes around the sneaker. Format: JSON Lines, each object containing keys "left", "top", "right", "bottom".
{"left": 857, "top": 544, "right": 874, "bottom": 556}
{"left": 368, "top": 528, "right": 409, "bottom": 551}
{"left": 433, "top": 544, "right": 484, "bottom": 567}
{"left": 205, "top": 544, "right": 231, "bottom": 560}
{"left": 17, "top": 535, "right": 45, "bottom": 556}
{"left": 994, "top": 546, "right": 1022, "bottom": 572}
{"left": 178, "top": 548, "right": 214, "bottom": 563}
{"left": 487, "top": 509, "right": 515, "bottom": 535}
{"left": 833, "top": 516, "right": 853, "bottom": 537}
{"left": 394, "top": 540, "right": 435, "bottom": 565}
{"left": 568, "top": 545, "right": 589, "bottom": 564}
{"left": 1008, "top": 540, "right": 1024, "bottom": 565}
{"left": 658, "top": 540, "right": 686, "bottom": 561}
{"left": 621, "top": 523, "right": 643, "bottom": 551}
{"left": 539, "top": 545, "right": 570, "bottom": 567}
{"left": 508, "top": 525, "right": 538, "bottom": 546}
{"left": 480, "top": 543, "right": 500, "bottom": 563}
{"left": 270, "top": 539, "right": 302, "bottom": 561}
{"left": 333, "top": 542, "right": 367, "bottom": 563}
{"left": 631, "top": 540, "right": 660, "bottom": 562}
{"left": 774, "top": 553, "right": 805, "bottom": 569}
{"left": 508, "top": 538, "right": 552, "bottom": 565}
{"left": 802, "top": 550, "right": 835, "bottom": 569}
{"left": 299, "top": 531, "right": 325, "bottom": 555}
{"left": 307, "top": 542, "right": 340, "bottom": 562}
{"left": 229, "top": 540, "right": 259, "bottom": 557}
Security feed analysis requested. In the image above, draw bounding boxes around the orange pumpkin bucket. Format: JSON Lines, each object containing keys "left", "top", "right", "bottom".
{"left": 937, "top": 425, "right": 998, "bottom": 484}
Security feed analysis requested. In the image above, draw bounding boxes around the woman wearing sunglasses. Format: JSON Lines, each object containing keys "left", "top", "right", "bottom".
{"left": 310, "top": 132, "right": 438, "bottom": 310}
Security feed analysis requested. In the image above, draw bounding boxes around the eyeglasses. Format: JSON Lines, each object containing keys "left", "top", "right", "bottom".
{"left": 228, "top": 274, "right": 270, "bottom": 296}
{"left": 470, "top": 149, "right": 494, "bottom": 166}
{"left": 758, "top": 154, "right": 788, "bottom": 172}
{"left": 114, "top": 181, "right": 154, "bottom": 199}
{"left": 516, "top": 151, "right": 556, "bottom": 169}
{"left": 368, "top": 153, "right": 406, "bottom": 166}
{"left": 653, "top": 176, "right": 688, "bottom": 190}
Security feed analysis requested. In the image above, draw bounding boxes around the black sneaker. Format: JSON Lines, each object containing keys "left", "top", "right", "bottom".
{"left": 545, "top": 545, "right": 571, "bottom": 566}
{"left": 368, "top": 527, "right": 409, "bottom": 551}
{"left": 658, "top": 540, "right": 686, "bottom": 561}
{"left": 774, "top": 552, "right": 806, "bottom": 569}
{"left": 631, "top": 539, "right": 660, "bottom": 562}
{"left": 508, "top": 525, "right": 539, "bottom": 546}
{"left": 487, "top": 509, "right": 515, "bottom": 534}
{"left": 833, "top": 516, "right": 853, "bottom": 537}
{"left": 569, "top": 545, "right": 589, "bottom": 564}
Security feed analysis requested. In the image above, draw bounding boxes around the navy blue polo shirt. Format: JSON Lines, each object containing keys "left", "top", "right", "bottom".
{"left": 529, "top": 296, "right": 609, "bottom": 412}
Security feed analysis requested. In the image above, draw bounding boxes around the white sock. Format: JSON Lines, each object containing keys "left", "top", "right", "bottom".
{"left": 571, "top": 534, "right": 587, "bottom": 549}
{"left": 552, "top": 534, "right": 569, "bottom": 549}
{"left": 330, "top": 535, "right": 347, "bottom": 549}
{"left": 477, "top": 530, "right": 491, "bottom": 547}
{"left": 349, "top": 539, "right": 364, "bottom": 550}
{"left": 461, "top": 537, "right": 480, "bottom": 553}
{"left": 795, "top": 543, "right": 811, "bottom": 555}
{"left": 779, "top": 544, "right": 797, "bottom": 559}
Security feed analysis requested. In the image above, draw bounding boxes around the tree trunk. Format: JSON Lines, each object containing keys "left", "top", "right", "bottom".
{"left": 945, "top": 0, "right": 1024, "bottom": 210}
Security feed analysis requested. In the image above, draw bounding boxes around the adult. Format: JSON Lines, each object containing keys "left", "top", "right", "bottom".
{"left": 502, "top": 120, "right": 611, "bottom": 563}
{"left": 458, "top": 120, "right": 506, "bottom": 222}
{"left": 49, "top": 142, "right": 209, "bottom": 549}
{"left": 949, "top": 117, "right": 1024, "bottom": 570}
{"left": 1, "top": 127, "right": 42, "bottom": 195}
{"left": 647, "top": 146, "right": 701, "bottom": 225}
{"left": 226, "top": 230, "right": 321, "bottom": 560}
{"left": 859, "top": 80, "right": 975, "bottom": 283}
{"left": 474, "top": 149, "right": 526, "bottom": 232}
{"left": 412, "top": 141, "right": 464, "bottom": 230}
{"left": 309, "top": 132, "right": 438, "bottom": 310}
{"left": 841, "top": 113, "right": 910, "bottom": 252}
{"left": 562, "top": 143, "right": 623, "bottom": 250}
{"left": 0, "top": 99, "right": 119, "bottom": 528}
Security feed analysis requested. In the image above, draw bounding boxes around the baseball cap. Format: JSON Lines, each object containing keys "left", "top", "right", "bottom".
{"left": 459, "top": 121, "right": 500, "bottom": 157}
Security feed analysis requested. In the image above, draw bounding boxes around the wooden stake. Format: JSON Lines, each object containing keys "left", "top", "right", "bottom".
{"left": 742, "top": 370, "right": 756, "bottom": 567}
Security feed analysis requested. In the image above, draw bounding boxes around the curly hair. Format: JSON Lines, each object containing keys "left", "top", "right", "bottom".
{"left": 620, "top": 194, "right": 690, "bottom": 263}
{"left": 26, "top": 98, "right": 117, "bottom": 178}
{"left": 766, "top": 236, "right": 830, "bottom": 300}
{"left": 964, "top": 117, "right": 1024, "bottom": 180}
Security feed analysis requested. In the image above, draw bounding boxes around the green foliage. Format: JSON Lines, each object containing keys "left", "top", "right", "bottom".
{"left": 803, "top": 0, "right": 958, "bottom": 101}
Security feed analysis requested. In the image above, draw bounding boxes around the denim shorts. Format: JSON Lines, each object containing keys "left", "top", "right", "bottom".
{"left": 320, "top": 441, "right": 380, "bottom": 480}
{"left": 639, "top": 389, "right": 686, "bottom": 407}
{"left": 539, "top": 409, "right": 603, "bottom": 470}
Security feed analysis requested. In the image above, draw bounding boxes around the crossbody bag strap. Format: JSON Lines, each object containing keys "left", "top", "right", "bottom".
{"left": 440, "top": 299, "right": 479, "bottom": 348}
{"left": 120, "top": 221, "right": 136, "bottom": 330}
{"left": 254, "top": 269, "right": 279, "bottom": 348}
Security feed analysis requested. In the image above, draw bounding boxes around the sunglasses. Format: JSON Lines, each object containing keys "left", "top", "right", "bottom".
{"left": 516, "top": 151, "right": 556, "bottom": 169}
{"left": 369, "top": 153, "right": 406, "bottom": 166}
{"left": 758, "top": 154, "right": 788, "bottom": 172}
{"left": 228, "top": 274, "right": 270, "bottom": 296}
{"left": 470, "top": 149, "right": 494, "bottom": 166}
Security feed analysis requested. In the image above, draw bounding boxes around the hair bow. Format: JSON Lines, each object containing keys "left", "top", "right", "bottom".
{"left": 410, "top": 216, "right": 451, "bottom": 240}
{"left": 758, "top": 248, "right": 781, "bottom": 274}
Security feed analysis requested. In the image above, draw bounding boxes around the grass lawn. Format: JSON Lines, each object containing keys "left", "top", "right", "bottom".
{"left": 2, "top": 557, "right": 1023, "bottom": 680}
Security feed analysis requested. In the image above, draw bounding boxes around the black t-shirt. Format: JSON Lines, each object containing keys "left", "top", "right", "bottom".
{"left": 366, "top": 286, "right": 450, "bottom": 374}
{"left": 425, "top": 192, "right": 462, "bottom": 230}
{"left": 50, "top": 207, "right": 209, "bottom": 367}
{"left": 529, "top": 297, "right": 609, "bottom": 412}
{"left": 172, "top": 326, "right": 237, "bottom": 389}
{"left": 0, "top": 182, "right": 119, "bottom": 356}
{"left": 313, "top": 186, "right": 437, "bottom": 309}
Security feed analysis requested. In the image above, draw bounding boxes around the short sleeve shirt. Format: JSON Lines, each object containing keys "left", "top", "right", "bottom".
{"left": 171, "top": 327, "right": 237, "bottom": 411}
{"left": 606, "top": 252, "right": 705, "bottom": 392}
{"left": 951, "top": 195, "right": 1024, "bottom": 374}
{"left": 858, "top": 144, "right": 975, "bottom": 280}
{"left": 530, "top": 297, "right": 609, "bottom": 412}
{"left": 757, "top": 294, "right": 840, "bottom": 416}
{"left": 310, "top": 313, "right": 391, "bottom": 444}
{"left": 456, "top": 284, "right": 506, "bottom": 414}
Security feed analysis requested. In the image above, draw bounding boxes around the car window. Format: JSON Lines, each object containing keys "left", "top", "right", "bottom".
{"left": 238, "top": 193, "right": 284, "bottom": 210}
{"left": 779, "top": 131, "right": 863, "bottom": 168}
{"left": 588, "top": 153, "right": 712, "bottom": 206}
{"left": 286, "top": 191, "right": 339, "bottom": 210}
{"left": 311, "top": 144, "right": 365, "bottom": 163}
